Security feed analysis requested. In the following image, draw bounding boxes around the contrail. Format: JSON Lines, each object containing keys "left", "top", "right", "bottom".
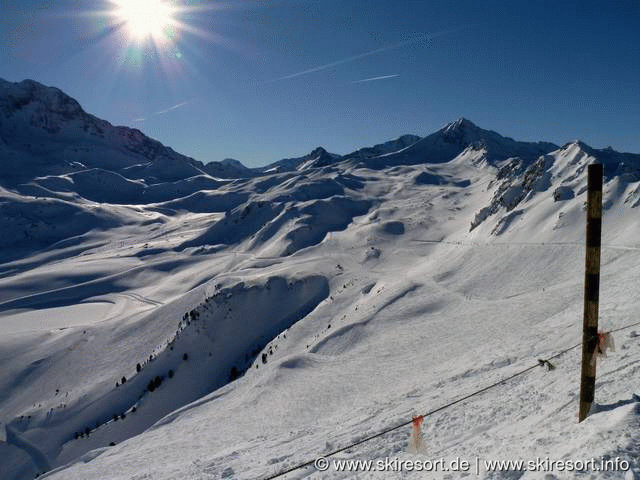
{"left": 133, "top": 100, "right": 193, "bottom": 123}
{"left": 352, "top": 74, "right": 400, "bottom": 84}
{"left": 156, "top": 101, "right": 192, "bottom": 115}
{"left": 264, "top": 25, "right": 470, "bottom": 83}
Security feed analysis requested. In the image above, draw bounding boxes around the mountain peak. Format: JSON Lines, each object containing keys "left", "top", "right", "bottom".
{"left": 220, "top": 158, "right": 248, "bottom": 170}
{"left": 0, "top": 77, "right": 84, "bottom": 120}
{"left": 435, "top": 117, "right": 502, "bottom": 147}
{"left": 437, "top": 118, "right": 489, "bottom": 147}
{"left": 310, "top": 146, "right": 329, "bottom": 156}
{"left": 0, "top": 78, "right": 207, "bottom": 184}
{"left": 441, "top": 117, "right": 479, "bottom": 134}
{"left": 561, "top": 140, "right": 592, "bottom": 153}
{"left": 359, "top": 118, "right": 559, "bottom": 170}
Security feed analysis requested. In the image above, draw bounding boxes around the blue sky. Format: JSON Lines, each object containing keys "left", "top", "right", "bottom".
{"left": 1, "top": 0, "right": 639, "bottom": 167}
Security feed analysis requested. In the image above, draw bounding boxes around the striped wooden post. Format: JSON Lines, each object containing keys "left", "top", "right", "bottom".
{"left": 578, "top": 163, "right": 603, "bottom": 422}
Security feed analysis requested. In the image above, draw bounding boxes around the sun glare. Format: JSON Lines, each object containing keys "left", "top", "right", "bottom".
{"left": 113, "top": 0, "right": 176, "bottom": 42}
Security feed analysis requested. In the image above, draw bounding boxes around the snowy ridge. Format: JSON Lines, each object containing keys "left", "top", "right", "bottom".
{"left": 354, "top": 118, "right": 559, "bottom": 170}
{"left": 470, "top": 140, "right": 640, "bottom": 235}
{"left": 0, "top": 78, "right": 207, "bottom": 185}
{"left": 340, "top": 134, "right": 421, "bottom": 161}
{"left": 0, "top": 80, "right": 639, "bottom": 480}
{"left": 259, "top": 147, "right": 342, "bottom": 173}
{"left": 3, "top": 275, "right": 328, "bottom": 478}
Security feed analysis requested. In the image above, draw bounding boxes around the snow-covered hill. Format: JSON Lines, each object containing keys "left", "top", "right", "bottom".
{"left": 258, "top": 147, "right": 342, "bottom": 173}
{"left": 0, "top": 80, "right": 639, "bottom": 480}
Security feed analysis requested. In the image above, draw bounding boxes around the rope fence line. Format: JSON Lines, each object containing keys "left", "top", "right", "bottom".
{"left": 260, "top": 319, "right": 640, "bottom": 480}
{"left": 610, "top": 320, "right": 640, "bottom": 333}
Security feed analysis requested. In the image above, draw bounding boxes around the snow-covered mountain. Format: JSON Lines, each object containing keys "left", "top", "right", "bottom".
{"left": 0, "top": 78, "right": 210, "bottom": 185}
{"left": 341, "top": 134, "right": 421, "bottom": 161}
{"left": 257, "top": 146, "right": 342, "bottom": 173}
{"left": 355, "top": 117, "right": 560, "bottom": 170}
{"left": 1, "top": 80, "right": 639, "bottom": 480}
{"left": 203, "top": 158, "right": 258, "bottom": 179}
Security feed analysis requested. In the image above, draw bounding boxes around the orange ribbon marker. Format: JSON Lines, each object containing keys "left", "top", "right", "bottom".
{"left": 409, "top": 415, "right": 425, "bottom": 453}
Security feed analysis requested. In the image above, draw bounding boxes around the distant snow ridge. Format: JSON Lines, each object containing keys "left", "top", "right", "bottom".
{"left": 178, "top": 195, "right": 372, "bottom": 256}
{"left": 259, "top": 147, "right": 342, "bottom": 173}
{"left": 470, "top": 140, "right": 640, "bottom": 232}
{"left": 1, "top": 78, "right": 640, "bottom": 255}
{"left": 341, "top": 134, "right": 421, "bottom": 161}
{"left": 0, "top": 78, "right": 207, "bottom": 184}
{"left": 471, "top": 154, "right": 555, "bottom": 231}
{"left": 355, "top": 118, "right": 559, "bottom": 170}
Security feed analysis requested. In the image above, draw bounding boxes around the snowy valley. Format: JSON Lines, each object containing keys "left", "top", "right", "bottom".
{"left": 0, "top": 78, "right": 639, "bottom": 480}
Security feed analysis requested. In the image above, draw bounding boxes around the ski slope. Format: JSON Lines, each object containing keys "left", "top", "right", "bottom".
{"left": 0, "top": 79, "right": 638, "bottom": 480}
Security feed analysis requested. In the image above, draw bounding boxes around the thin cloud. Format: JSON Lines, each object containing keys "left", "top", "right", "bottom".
{"left": 133, "top": 100, "right": 193, "bottom": 123}
{"left": 265, "top": 25, "right": 470, "bottom": 83}
{"left": 352, "top": 74, "right": 400, "bottom": 84}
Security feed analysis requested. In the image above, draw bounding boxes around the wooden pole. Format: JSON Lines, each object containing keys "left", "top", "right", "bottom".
{"left": 579, "top": 163, "right": 603, "bottom": 422}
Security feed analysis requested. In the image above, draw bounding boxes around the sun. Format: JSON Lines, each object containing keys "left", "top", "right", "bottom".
{"left": 112, "top": 0, "right": 176, "bottom": 42}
